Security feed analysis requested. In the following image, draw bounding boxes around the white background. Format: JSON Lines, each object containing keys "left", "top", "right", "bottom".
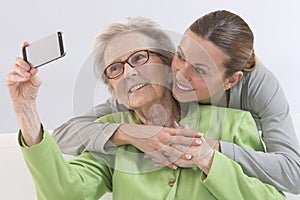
{"left": 0, "top": 0, "right": 300, "bottom": 134}
{"left": 0, "top": 1, "right": 300, "bottom": 199}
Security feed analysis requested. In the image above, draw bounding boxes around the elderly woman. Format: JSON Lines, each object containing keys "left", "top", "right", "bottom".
{"left": 6, "top": 17, "right": 285, "bottom": 199}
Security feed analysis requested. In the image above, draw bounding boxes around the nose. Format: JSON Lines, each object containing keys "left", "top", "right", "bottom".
{"left": 172, "top": 58, "right": 191, "bottom": 81}
{"left": 123, "top": 63, "right": 138, "bottom": 78}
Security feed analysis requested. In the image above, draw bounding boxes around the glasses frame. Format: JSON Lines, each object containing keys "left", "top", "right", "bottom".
{"left": 104, "top": 50, "right": 167, "bottom": 79}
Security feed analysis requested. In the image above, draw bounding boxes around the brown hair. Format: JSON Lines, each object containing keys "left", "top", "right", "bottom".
{"left": 189, "top": 10, "right": 256, "bottom": 77}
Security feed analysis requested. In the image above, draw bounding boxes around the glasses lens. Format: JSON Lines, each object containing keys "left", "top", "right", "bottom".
{"left": 128, "top": 51, "right": 149, "bottom": 67}
{"left": 105, "top": 63, "right": 124, "bottom": 78}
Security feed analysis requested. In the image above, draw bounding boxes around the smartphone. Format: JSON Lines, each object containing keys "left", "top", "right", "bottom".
{"left": 22, "top": 31, "right": 66, "bottom": 68}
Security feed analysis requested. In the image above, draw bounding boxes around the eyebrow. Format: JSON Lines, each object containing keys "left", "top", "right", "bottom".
{"left": 177, "top": 46, "right": 184, "bottom": 56}
{"left": 194, "top": 63, "right": 210, "bottom": 69}
{"left": 177, "top": 46, "right": 210, "bottom": 69}
{"left": 111, "top": 49, "right": 141, "bottom": 62}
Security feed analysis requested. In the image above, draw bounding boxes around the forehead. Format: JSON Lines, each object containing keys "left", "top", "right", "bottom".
{"left": 180, "top": 30, "right": 228, "bottom": 70}
{"left": 104, "top": 32, "right": 155, "bottom": 64}
{"left": 180, "top": 30, "right": 214, "bottom": 63}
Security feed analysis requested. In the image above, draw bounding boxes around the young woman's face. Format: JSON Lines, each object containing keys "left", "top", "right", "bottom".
{"left": 105, "top": 33, "right": 171, "bottom": 110}
{"left": 172, "top": 30, "right": 229, "bottom": 104}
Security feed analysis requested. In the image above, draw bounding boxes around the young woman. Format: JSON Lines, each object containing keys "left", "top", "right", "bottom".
{"left": 52, "top": 11, "right": 300, "bottom": 194}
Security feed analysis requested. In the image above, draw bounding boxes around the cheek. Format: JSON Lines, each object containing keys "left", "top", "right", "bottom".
{"left": 110, "top": 81, "right": 128, "bottom": 103}
{"left": 200, "top": 79, "right": 226, "bottom": 98}
{"left": 113, "top": 90, "right": 129, "bottom": 107}
{"left": 110, "top": 78, "right": 125, "bottom": 91}
{"left": 142, "top": 67, "right": 169, "bottom": 87}
{"left": 190, "top": 75, "right": 208, "bottom": 89}
{"left": 192, "top": 76, "right": 223, "bottom": 97}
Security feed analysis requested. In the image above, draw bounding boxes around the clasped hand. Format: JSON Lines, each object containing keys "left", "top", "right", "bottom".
{"left": 121, "top": 123, "right": 218, "bottom": 174}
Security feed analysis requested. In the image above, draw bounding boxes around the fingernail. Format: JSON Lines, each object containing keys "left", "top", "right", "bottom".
{"left": 185, "top": 154, "right": 192, "bottom": 159}
{"left": 174, "top": 121, "right": 180, "bottom": 128}
{"left": 195, "top": 139, "right": 203, "bottom": 145}
{"left": 196, "top": 132, "right": 203, "bottom": 137}
{"left": 172, "top": 165, "right": 178, "bottom": 170}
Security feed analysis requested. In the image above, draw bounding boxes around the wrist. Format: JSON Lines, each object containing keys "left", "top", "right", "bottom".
{"left": 110, "top": 124, "right": 132, "bottom": 146}
{"left": 197, "top": 148, "right": 215, "bottom": 175}
{"left": 21, "top": 124, "right": 43, "bottom": 147}
{"left": 206, "top": 138, "right": 220, "bottom": 151}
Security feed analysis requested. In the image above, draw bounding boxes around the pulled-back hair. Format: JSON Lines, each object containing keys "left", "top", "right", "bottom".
{"left": 189, "top": 10, "right": 256, "bottom": 77}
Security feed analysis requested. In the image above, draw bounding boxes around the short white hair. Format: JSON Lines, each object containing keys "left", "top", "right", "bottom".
{"left": 92, "top": 17, "right": 175, "bottom": 85}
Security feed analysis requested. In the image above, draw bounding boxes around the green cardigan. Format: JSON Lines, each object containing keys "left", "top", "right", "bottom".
{"left": 20, "top": 104, "right": 286, "bottom": 199}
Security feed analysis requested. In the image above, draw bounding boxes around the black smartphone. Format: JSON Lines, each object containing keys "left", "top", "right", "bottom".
{"left": 22, "top": 31, "right": 66, "bottom": 68}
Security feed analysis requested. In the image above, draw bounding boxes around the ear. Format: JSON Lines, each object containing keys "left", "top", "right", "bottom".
{"left": 224, "top": 71, "right": 243, "bottom": 90}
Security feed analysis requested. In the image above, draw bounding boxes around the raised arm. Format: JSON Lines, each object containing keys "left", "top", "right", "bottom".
{"left": 6, "top": 52, "right": 111, "bottom": 200}
{"left": 6, "top": 56, "right": 43, "bottom": 147}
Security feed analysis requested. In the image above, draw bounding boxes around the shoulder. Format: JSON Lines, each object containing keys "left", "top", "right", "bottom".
{"left": 231, "top": 58, "right": 286, "bottom": 111}
{"left": 245, "top": 59, "right": 281, "bottom": 89}
{"left": 246, "top": 59, "right": 287, "bottom": 108}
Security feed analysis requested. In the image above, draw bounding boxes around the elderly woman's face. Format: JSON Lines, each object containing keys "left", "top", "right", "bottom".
{"left": 104, "top": 33, "right": 171, "bottom": 110}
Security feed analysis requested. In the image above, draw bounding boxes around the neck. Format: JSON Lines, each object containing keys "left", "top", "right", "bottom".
{"left": 134, "top": 93, "right": 180, "bottom": 127}
{"left": 200, "top": 90, "right": 230, "bottom": 107}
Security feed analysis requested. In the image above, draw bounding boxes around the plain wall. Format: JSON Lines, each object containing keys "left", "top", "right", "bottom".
{"left": 1, "top": 0, "right": 300, "bottom": 135}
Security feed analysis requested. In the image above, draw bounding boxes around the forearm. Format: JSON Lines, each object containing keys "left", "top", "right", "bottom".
{"left": 232, "top": 63, "right": 300, "bottom": 193}
{"left": 52, "top": 98, "right": 127, "bottom": 155}
{"left": 108, "top": 124, "right": 143, "bottom": 147}
{"left": 14, "top": 101, "right": 42, "bottom": 146}
{"left": 220, "top": 141, "right": 300, "bottom": 194}
{"left": 53, "top": 118, "right": 120, "bottom": 155}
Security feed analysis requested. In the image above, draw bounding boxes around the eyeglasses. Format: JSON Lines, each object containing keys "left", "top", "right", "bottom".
{"left": 104, "top": 50, "right": 166, "bottom": 79}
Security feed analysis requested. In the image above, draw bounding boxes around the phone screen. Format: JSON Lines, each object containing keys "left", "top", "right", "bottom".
{"left": 23, "top": 32, "right": 66, "bottom": 68}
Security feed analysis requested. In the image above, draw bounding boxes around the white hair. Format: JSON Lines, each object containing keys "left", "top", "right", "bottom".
{"left": 92, "top": 17, "right": 175, "bottom": 85}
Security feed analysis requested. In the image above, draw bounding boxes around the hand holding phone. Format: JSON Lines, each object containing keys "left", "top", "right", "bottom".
{"left": 22, "top": 32, "right": 66, "bottom": 68}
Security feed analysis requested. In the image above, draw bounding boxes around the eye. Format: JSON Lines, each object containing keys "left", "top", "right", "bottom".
{"left": 110, "top": 64, "right": 123, "bottom": 72}
{"left": 194, "top": 67, "right": 206, "bottom": 75}
{"left": 106, "top": 63, "right": 123, "bottom": 77}
{"left": 176, "top": 50, "right": 185, "bottom": 61}
{"left": 129, "top": 52, "right": 148, "bottom": 65}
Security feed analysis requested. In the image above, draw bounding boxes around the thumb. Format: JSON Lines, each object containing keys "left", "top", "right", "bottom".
{"left": 29, "top": 68, "right": 42, "bottom": 87}
{"left": 173, "top": 121, "right": 180, "bottom": 129}
{"left": 31, "top": 75, "right": 42, "bottom": 88}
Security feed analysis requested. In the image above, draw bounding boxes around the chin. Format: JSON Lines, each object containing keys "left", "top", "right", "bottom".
{"left": 172, "top": 90, "right": 197, "bottom": 103}
{"left": 127, "top": 99, "right": 148, "bottom": 110}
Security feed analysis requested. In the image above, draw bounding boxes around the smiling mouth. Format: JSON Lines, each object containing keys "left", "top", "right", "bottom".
{"left": 176, "top": 81, "right": 194, "bottom": 91}
{"left": 129, "top": 83, "right": 149, "bottom": 93}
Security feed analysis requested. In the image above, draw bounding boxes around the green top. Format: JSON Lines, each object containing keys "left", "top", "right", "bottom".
{"left": 20, "top": 104, "right": 285, "bottom": 200}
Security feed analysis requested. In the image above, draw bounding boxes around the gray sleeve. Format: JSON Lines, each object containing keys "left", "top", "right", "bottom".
{"left": 52, "top": 97, "right": 127, "bottom": 155}
{"left": 223, "top": 63, "right": 300, "bottom": 194}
